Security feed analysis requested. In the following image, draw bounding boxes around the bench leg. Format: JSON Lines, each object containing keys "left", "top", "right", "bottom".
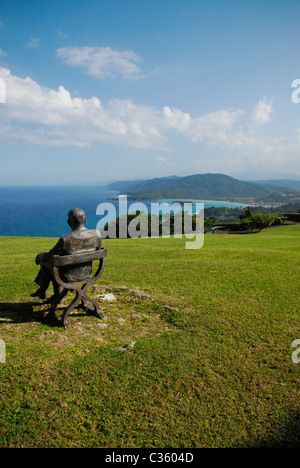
{"left": 82, "top": 294, "right": 105, "bottom": 319}
{"left": 61, "top": 289, "right": 82, "bottom": 328}
{"left": 81, "top": 283, "right": 104, "bottom": 319}
{"left": 48, "top": 285, "right": 104, "bottom": 328}
{"left": 48, "top": 288, "right": 68, "bottom": 321}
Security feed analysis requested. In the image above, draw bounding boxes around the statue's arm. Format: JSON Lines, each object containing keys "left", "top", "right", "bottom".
{"left": 35, "top": 237, "right": 65, "bottom": 265}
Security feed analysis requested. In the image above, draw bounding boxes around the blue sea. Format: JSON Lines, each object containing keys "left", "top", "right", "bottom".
{"left": 0, "top": 186, "right": 246, "bottom": 237}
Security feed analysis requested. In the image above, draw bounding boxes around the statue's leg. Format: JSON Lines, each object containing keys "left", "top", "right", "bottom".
{"left": 53, "top": 282, "right": 63, "bottom": 297}
{"left": 31, "top": 266, "right": 51, "bottom": 299}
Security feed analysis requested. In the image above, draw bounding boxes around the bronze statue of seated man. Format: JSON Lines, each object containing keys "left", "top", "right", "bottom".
{"left": 31, "top": 208, "right": 101, "bottom": 302}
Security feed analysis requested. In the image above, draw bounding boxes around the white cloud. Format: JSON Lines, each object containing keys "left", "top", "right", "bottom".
{"left": 252, "top": 97, "right": 274, "bottom": 124}
{"left": 1, "top": 65, "right": 297, "bottom": 181}
{"left": 57, "top": 46, "right": 143, "bottom": 80}
{"left": 0, "top": 48, "right": 6, "bottom": 57}
{"left": 161, "top": 106, "right": 247, "bottom": 147}
{"left": 0, "top": 67, "right": 164, "bottom": 148}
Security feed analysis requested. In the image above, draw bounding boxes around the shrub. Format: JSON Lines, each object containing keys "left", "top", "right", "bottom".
{"left": 239, "top": 207, "right": 283, "bottom": 231}
{"left": 281, "top": 213, "right": 300, "bottom": 222}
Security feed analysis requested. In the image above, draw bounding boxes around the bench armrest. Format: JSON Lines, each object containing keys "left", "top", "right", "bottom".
{"left": 53, "top": 247, "right": 107, "bottom": 267}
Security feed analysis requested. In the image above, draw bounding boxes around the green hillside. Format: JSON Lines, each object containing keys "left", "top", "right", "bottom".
{"left": 257, "top": 179, "right": 300, "bottom": 191}
{"left": 0, "top": 226, "right": 299, "bottom": 447}
{"left": 106, "top": 173, "right": 277, "bottom": 200}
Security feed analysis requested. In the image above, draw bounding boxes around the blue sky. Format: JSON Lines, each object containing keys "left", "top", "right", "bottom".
{"left": 0, "top": 0, "right": 299, "bottom": 185}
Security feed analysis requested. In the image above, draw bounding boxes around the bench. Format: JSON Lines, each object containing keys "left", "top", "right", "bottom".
{"left": 48, "top": 247, "right": 107, "bottom": 328}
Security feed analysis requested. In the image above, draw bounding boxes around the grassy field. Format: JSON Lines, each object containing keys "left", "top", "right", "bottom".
{"left": 0, "top": 226, "right": 299, "bottom": 448}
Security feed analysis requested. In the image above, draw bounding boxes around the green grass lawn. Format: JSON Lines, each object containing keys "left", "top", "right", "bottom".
{"left": 0, "top": 226, "right": 299, "bottom": 447}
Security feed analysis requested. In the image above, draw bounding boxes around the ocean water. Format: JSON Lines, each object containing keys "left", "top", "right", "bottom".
{"left": 0, "top": 186, "right": 246, "bottom": 237}
{"left": 0, "top": 186, "right": 117, "bottom": 237}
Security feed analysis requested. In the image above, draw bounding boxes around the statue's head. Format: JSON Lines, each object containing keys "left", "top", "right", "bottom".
{"left": 67, "top": 208, "right": 87, "bottom": 230}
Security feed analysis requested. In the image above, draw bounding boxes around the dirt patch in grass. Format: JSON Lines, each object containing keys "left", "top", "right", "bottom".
{"left": 0, "top": 285, "right": 183, "bottom": 361}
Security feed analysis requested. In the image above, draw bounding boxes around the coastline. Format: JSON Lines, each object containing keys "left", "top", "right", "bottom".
{"left": 2, "top": 185, "right": 292, "bottom": 237}
{"left": 107, "top": 196, "right": 248, "bottom": 209}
